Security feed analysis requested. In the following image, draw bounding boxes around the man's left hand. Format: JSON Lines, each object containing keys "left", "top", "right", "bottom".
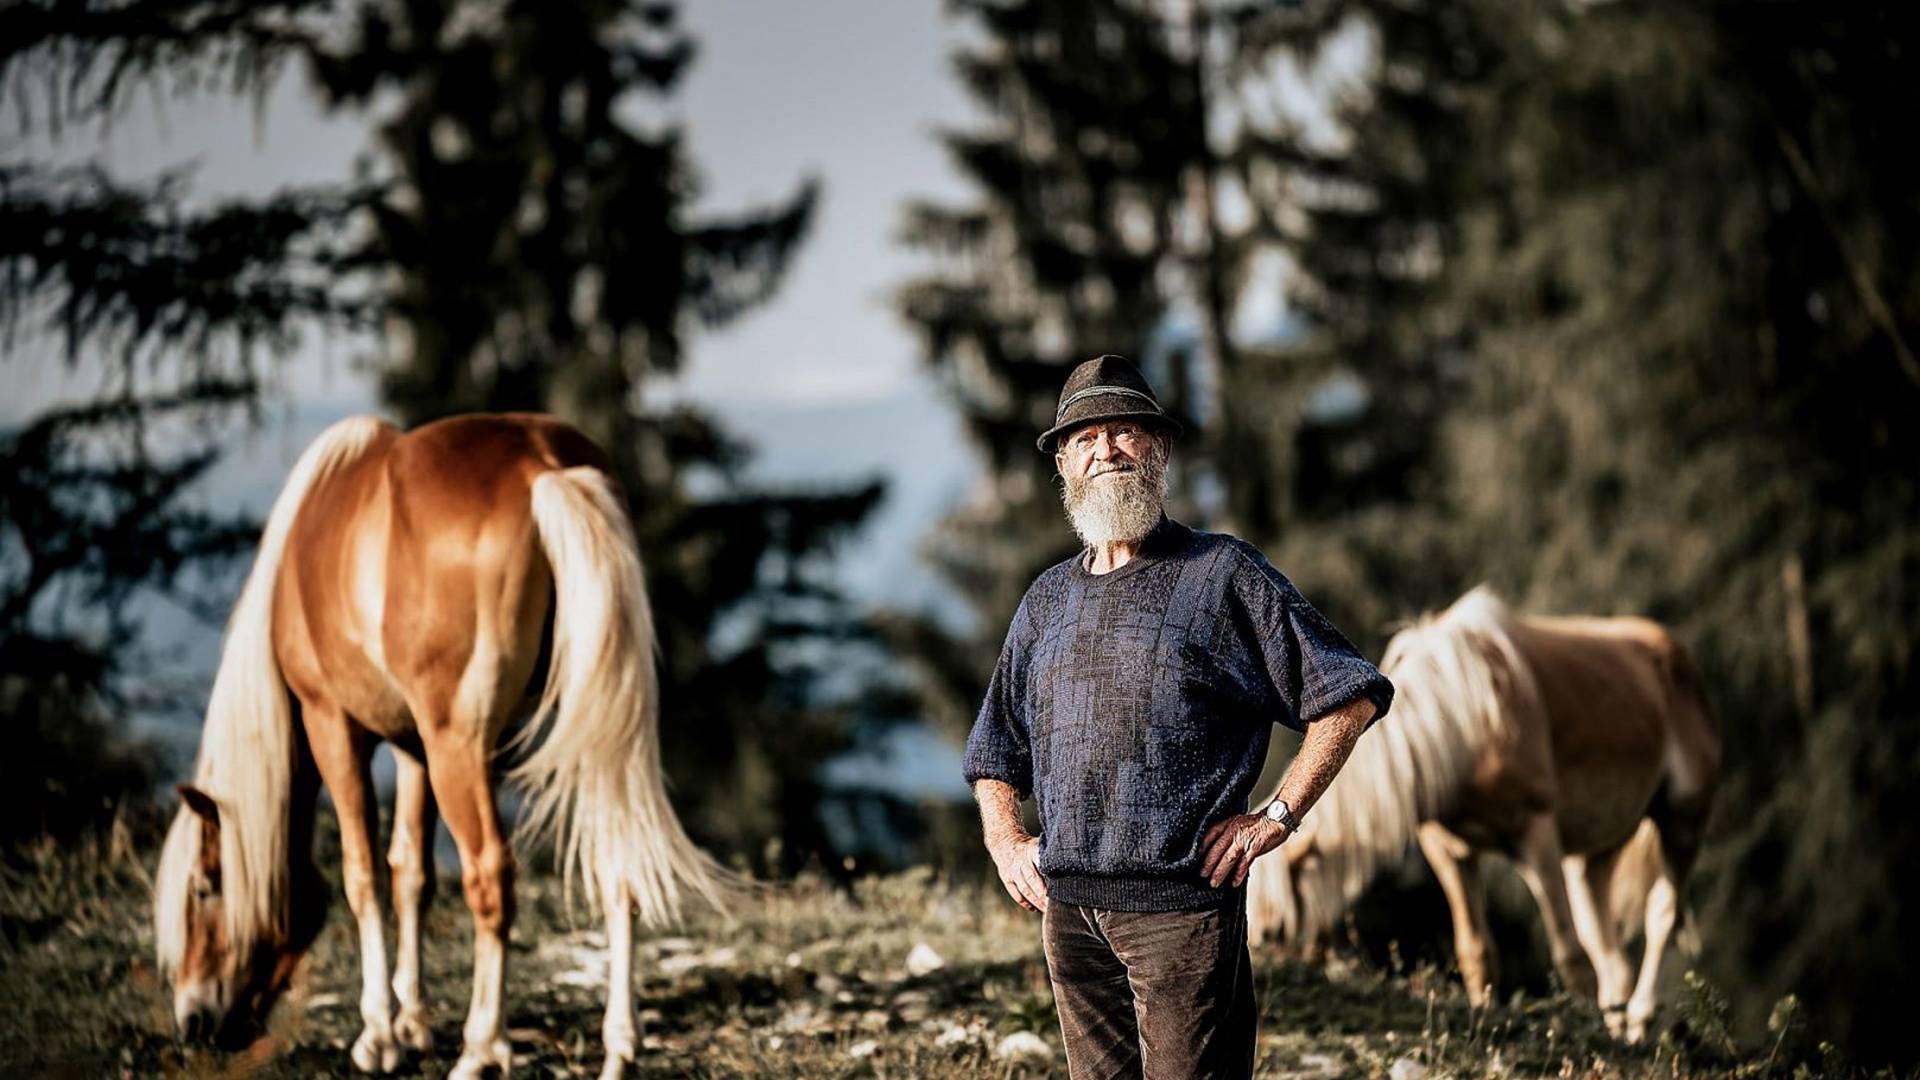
{"left": 1198, "top": 814, "right": 1289, "bottom": 888}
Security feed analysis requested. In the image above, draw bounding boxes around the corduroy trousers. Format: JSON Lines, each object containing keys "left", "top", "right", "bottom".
{"left": 1041, "top": 892, "right": 1257, "bottom": 1080}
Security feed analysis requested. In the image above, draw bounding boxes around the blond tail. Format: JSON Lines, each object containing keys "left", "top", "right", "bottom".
{"left": 513, "top": 466, "right": 735, "bottom": 926}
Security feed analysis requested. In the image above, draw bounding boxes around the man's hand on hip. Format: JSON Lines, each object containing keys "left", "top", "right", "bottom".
{"left": 1199, "top": 814, "right": 1288, "bottom": 889}
{"left": 973, "top": 778, "right": 1048, "bottom": 913}
{"left": 988, "top": 834, "right": 1049, "bottom": 913}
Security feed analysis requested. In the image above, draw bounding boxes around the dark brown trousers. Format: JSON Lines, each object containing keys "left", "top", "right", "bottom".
{"left": 1041, "top": 895, "right": 1257, "bottom": 1080}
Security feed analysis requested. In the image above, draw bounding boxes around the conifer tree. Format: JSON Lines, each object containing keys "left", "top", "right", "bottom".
{"left": 896, "top": 0, "right": 1207, "bottom": 732}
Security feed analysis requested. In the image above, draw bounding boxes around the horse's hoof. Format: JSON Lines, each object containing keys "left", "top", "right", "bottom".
{"left": 1601, "top": 1003, "right": 1629, "bottom": 1039}
{"left": 351, "top": 1026, "right": 402, "bottom": 1073}
{"left": 598, "top": 1013, "right": 637, "bottom": 1080}
{"left": 448, "top": 1037, "right": 513, "bottom": 1080}
{"left": 394, "top": 1008, "right": 434, "bottom": 1052}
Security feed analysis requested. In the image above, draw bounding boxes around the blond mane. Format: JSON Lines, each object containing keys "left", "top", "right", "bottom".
{"left": 155, "top": 417, "right": 389, "bottom": 973}
{"left": 1277, "top": 586, "right": 1542, "bottom": 941}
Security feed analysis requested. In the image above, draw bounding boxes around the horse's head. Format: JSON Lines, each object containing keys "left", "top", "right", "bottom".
{"left": 1249, "top": 832, "right": 1333, "bottom": 959}
{"left": 154, "top": 785, "right": 319, "bottom": 1046}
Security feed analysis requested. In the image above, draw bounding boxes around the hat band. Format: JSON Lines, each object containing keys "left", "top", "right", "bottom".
{"left": 1055, "top": 385, "right": 1160, "bottom": 423}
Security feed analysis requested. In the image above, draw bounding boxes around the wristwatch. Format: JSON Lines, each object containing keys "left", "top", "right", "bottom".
{"left": 1261, "top": 798, "right": 1301, "bottom": 833}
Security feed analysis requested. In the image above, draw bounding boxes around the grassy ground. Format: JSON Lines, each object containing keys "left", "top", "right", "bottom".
{"left": 0, "top": 822, "right": 1863, "bottom": 1079}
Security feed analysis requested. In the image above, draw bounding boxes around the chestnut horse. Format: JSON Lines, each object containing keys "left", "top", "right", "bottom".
{"left": 154, "top": 414, "right": 731, "bottom": 1079}
{"left": 1248, "top": 587, "right": 1720, "bottom": 1042}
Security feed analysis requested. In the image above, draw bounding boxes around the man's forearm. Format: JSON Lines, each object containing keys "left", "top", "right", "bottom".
{"left": 1267, "top": 697, "right": 1375, "bottom": 822}
{"left": 973, "top": 778, "right": 1031, "bottom": 850}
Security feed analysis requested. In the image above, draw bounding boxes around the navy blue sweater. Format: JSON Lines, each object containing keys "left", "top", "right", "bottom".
{"left": 963, "top": 518, "right": 1394, "bottom": 912}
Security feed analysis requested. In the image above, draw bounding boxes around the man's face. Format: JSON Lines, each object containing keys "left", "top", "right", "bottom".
{"left": 1056, "top": 420, "right": 1170, "bottom": 546}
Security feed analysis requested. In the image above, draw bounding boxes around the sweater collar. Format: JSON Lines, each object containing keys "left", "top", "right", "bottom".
{"left": 1074, "top": 515, "right": 1192, "bottom": 582}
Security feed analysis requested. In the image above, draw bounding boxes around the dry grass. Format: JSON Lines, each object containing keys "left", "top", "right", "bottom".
{"left": 0, "top": 823, "right": 1860, "bottom": 1078}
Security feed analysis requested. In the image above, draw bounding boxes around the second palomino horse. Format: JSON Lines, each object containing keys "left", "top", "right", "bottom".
{"left": 1248, "top": 587, "right": 1720, "bottom": 1041}
{"left": 153, "top": 414, "right": 730, "bottom": 1079}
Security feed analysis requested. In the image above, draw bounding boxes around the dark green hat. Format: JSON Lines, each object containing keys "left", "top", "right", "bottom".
{"left": 1037, "top": 354, "right": 1183, "bottom": 453}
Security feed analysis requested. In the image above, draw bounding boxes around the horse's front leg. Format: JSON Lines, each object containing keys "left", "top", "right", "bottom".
{"left": 388, "top": 749, "right": 438, "bottom": 1052}
{"left": 1512, "top": 812, "right": 1601, "bottom": 1003}
{"left": 419, "top": 723, "right": 516, "bottom": 1080}
{"left": 305, "top": 704, "right": 402, "bottom": 1073}
{"left": 1418, "top": 822, "right": 1499, "bottom": 1006}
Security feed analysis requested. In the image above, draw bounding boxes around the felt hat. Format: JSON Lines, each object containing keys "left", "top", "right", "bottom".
{"left": 1037, "top": 354, "right": 1183, "bottom": 453}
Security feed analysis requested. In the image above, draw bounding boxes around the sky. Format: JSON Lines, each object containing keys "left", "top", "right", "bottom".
{"left": 5, "top": 0, "right": 987, "bottom": 799}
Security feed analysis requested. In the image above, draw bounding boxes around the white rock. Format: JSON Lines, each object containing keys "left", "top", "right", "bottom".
{"left": 995, "top": 1031, "right": 1054, "bottom": 1062}
{"left": 1389, "top": 1055, "right": 1429, "bottom": 1080}
{"left": 905, "top": 942, "right": 947, "bottom": 977}
{"left": 848, "top": 1040, "right": 880, "bottom": 1060}
{"left": 1298, "top": 1052, "right": 1339, "bottom": 1074}
{"left": 656, "top": 945, "right": 738, "bottom": 977}
{"left": 934, "top": 1025, "right": 973, "bottom": 1048}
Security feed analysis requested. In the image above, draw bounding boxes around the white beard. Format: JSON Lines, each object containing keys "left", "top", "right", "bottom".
{"left": 1060, "top": 446, "right": 1168, "bottom": 549}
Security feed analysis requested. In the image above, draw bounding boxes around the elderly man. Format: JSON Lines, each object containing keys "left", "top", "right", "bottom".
{"left": 964, "top": 354, "right": 1394, "bottom": 1080}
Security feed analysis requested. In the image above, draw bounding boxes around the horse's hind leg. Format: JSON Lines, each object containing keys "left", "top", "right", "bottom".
{"left": 1562, "top": 846, "right": 1633, "bottom": 1035}
{"left": 302, "top": 700, "right": 402, "bottom": 1073}
{"left": 416, "top": 704, "right": 516, "bottom": 1080}
{"left": 1511, "top": 812, "right": 1600, "bottom": 1002}
{"left": 1626, "top": 785, "right": 1711, "bottom": 1041}
{"left": 600, "top": 883, "right": 637, "bottom": 1080}
{"left": 388, "top": 749, "right": 437, "bottom": 1052}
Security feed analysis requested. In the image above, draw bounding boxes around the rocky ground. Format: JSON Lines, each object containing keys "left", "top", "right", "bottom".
{"left": 0, "top": 822, "right": 1860, "bottom": 1078}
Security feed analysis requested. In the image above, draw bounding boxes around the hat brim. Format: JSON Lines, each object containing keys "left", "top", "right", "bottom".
{"left": 1038, "top": 408, "right": 1183, "bottom": 453}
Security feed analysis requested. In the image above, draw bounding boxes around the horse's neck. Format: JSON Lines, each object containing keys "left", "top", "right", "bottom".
{"left": 1295, "top": 712, "right": 1435, "bottom": 928}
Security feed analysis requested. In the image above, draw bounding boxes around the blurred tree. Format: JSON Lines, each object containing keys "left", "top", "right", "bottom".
{"left": 1208, "top": 0, "right": 1483, "bottom": 633}
{"left": 1233, "top": 0, "right": 1920, "bottom": 1061}
{"left": 2, "top": 1, "right": 886, "bottom": 870}
{"left": 895, "top": 0, "right": 1214, "bottom": 737}
{"left": 0, "top": 97, "right": 369, "bottom": 844}
{"left": 0, "top": 391, "right": 255, "bottom": 849}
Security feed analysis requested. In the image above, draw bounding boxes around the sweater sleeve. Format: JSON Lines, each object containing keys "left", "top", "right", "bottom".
{"left": 1229, "top": 545, "right": 1394, "bottom": 732}
{"left": 963, "top": 594, "right": 1035, "bottom": 799}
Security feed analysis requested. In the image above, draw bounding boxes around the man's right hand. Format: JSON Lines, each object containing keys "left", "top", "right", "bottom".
{"left": 988, "top": 834, "right": 1048, "bottom": 913}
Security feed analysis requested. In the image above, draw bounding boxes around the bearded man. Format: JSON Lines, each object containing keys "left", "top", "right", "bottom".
{"left": 964, "top": 354, "right": 1395, "bottom": 1080}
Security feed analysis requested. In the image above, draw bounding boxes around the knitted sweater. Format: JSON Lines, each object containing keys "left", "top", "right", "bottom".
{"left": 963, "top": 518, "right": 1394, "bottom": 912}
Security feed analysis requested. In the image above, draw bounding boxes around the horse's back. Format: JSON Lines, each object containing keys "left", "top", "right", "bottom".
{"left": 1510, "top": 613, "right": 1684, "bottom": 852}
{"left": 276, "top": 413, "right": 610, "bottom": 738}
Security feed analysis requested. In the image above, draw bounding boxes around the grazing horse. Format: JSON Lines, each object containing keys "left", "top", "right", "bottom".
{"left": 153, "top": 414, "right": 731, "bottom": 1079}
{"left": 1248, "top": 587, "right": 1719, "bottom": 1042}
